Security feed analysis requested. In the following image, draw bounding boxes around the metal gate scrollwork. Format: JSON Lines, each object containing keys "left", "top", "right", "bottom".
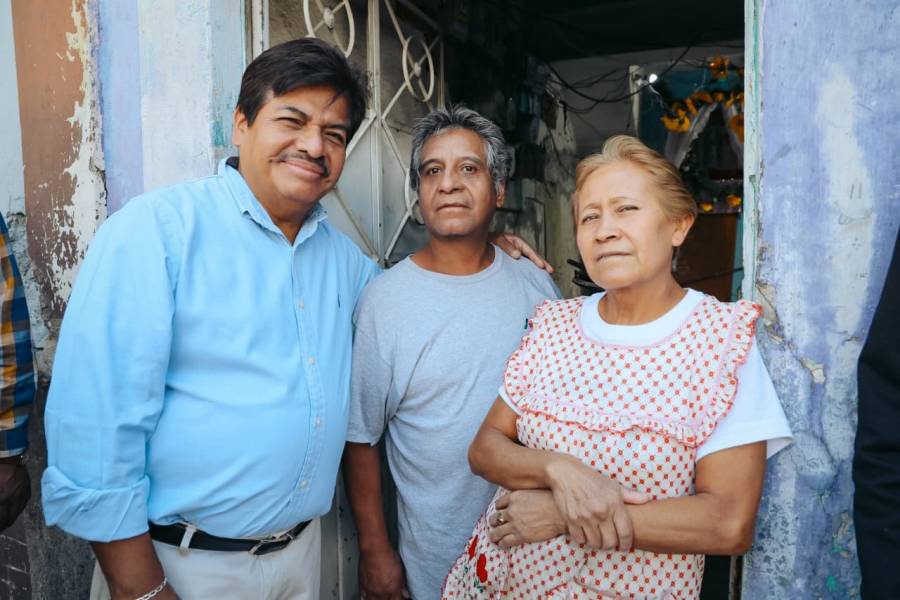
{"left": 302, "top": 0, "right": 355, "bottom": 56}
{"left": 254, "top": 0, "right": 444, "bottom": 265}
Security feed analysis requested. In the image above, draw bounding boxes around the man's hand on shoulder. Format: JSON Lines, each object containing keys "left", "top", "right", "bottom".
{"left": 490, "top": 232, "right": 554, "bottom": 273}
{"left": 0, "top": 455, "right": 30, "bottom": 532}
{"left": 359, "top": 547, "right": 409, "bottom": 600}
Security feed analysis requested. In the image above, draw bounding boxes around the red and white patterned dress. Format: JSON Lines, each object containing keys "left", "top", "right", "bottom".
{"left": 442, "top": 293, "right": 761, "bottom": 599}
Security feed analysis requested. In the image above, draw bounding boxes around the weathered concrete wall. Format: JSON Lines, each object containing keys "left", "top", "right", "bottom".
{"left": 742, "top": 1, "right": 900, "bottom": 597}
{"left": 98, "top": 0, "right": 244, "bottom": 211}
{"left": 0, "top": 3, "right": 24, "bottom": 220}
{"left": 13, "top": 0, "right": 108, "bottom": 327}
{"left": 5, "top": 0, "right": 109, "bottom": 598}
{"left": 3, "top": 2, "right": 245, "bottom": 597}
{"left": 507, "top": 99, "right": 579, "bottom": 299}
{"left": 136, "top": 0, "right": 244, "bottom": 192}
{"left": 97, "top": 0, "right": 144, "bottom": 212}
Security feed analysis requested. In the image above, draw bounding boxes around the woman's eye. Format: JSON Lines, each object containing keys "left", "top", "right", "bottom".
{"left": 425, "top": 167, "right": 440, "bottom": 176}
{"left": 581, "top": 214, "right": 598, "bottom": 224}
{"left": 462, "top": 165, "right": 476, "bottom": 173}
{"left": 618, "top": 205, "right": 638, "bottom": 212}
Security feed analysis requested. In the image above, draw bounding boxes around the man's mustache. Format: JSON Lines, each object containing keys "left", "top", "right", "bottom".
{"left": 276, "top": 152, "right": 329, "bottom": 177}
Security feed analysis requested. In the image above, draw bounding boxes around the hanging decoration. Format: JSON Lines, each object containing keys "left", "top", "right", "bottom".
{"left": 660, "top": 56, "right": 744, "bottom": 143}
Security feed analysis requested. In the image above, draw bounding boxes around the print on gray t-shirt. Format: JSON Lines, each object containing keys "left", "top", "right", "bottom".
{"left": 347, "top": 247, "right": 560, "bottom": 599}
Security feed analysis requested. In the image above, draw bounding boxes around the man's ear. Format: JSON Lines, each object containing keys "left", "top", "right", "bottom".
{"left": 495, "top": 181, "right": 507, "bottom": 209}
{"left": 232, "top": 109, "right": 249, "bottom": 147}
{"left": 671, "top": 214, "right": 695, "bottom": 248}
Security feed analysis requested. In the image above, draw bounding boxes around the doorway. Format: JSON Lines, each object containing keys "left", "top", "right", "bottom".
{"left": 252, "top": 1, "right": 750, "bottom": 597}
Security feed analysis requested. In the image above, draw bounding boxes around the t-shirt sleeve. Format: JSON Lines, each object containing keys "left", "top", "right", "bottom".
{"left": 347, "top": 289, "right": 396, "bottom": 445}
{"left": 539, "top": 271, "right": 563, "bottom": 301}
{"left": 498, "top": 302, "right": 550, "bottom": 414}
{"left": 352, "top": 252, "right": 382, "bottom": 308}
{"left": 697, "top": 339, "right": 793, "bottom": 461}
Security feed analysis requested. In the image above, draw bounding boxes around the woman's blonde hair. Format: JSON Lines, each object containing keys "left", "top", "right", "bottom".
{"left": 572, "top": 135, "right": 698, "bottom": 225}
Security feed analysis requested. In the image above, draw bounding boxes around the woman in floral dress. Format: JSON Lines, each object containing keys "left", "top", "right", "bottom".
{"left": 442, "top": 136, "right": 792, "bottom": 599}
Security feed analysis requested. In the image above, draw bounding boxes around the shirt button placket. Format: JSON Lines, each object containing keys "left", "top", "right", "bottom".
{"left": 292, "top": 254, "right": 314, "bottom": 499}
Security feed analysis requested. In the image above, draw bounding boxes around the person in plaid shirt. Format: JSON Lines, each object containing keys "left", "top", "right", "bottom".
{"left": 0, "top": 213, "right": 36, "bottom": 532}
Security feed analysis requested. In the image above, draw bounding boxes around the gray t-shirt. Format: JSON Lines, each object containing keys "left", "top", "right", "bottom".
{"left": 347, "top": 247, "right": 560, "bottom": 599}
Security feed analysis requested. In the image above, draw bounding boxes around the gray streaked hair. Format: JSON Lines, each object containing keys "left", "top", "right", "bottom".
{"left": 409, "top": 105, "right": 513, "bottom": 196}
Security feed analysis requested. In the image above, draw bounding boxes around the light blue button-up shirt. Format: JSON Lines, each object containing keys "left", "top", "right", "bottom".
{"left": 42, "top": 159, "right": 380, "bottom": 542}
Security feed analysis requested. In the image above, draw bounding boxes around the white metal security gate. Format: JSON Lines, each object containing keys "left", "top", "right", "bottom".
{"left": 250, "top": 0, "right": 445, "bottom": 266}
{"left": 248, "top": 1, "right": 444, "bottom": 595}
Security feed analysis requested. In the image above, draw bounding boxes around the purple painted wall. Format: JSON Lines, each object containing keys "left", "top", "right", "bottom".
{"left": 742, "top": 0, "right": 900, "bottom": 597}
{"left": 98, "top": 0, "right": 144, "bottom": 213}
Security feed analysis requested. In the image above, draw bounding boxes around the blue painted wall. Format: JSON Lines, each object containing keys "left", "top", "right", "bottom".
{"left": 743, "top": 1, "right": 900, "bottom": 597}
{"left": 98, "top": 0, "right": 144, "bottom": 213}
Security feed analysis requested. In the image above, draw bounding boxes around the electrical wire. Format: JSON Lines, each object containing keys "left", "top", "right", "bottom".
{"left": 548, "top": 43, "right": 696, "bottom": 114}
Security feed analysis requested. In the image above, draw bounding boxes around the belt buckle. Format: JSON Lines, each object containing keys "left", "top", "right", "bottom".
{"left": 249, "top": 532, "right": 294, "bottom": 556}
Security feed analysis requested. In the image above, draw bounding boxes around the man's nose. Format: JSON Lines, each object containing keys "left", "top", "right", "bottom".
{"left": 437, "top": 169, "right": 462, "bottom": 192}
{"left": 296, "top": 126, "right": 325, "bottom": 158}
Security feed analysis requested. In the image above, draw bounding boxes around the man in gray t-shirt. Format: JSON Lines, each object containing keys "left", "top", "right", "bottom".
{"left": 344, "top": 107, "right": 559, "bottom": 600}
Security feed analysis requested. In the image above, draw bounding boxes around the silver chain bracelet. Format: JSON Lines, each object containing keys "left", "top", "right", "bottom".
{"left": 134, "top": 577, "right": 168, "bottom": 600}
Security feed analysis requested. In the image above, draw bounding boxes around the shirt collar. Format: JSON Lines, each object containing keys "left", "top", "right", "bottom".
{"left": 220, "top": 157, "right": 329, "bottom": 246}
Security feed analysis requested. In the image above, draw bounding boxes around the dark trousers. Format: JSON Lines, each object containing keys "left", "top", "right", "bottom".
{"left": 853, "top": 225, "right": 900, "bottom": 600}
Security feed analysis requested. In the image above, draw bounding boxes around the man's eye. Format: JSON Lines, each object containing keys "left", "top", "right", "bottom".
{"left": 325, "top": 131, "right": 346, "bottom": 145}
{"left": 277, "top": 118, "right": 303, "bottom": 128}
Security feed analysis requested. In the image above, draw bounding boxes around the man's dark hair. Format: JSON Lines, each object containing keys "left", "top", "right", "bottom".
{"left": 236, "top": 37, "right": 369, "bottom": 138}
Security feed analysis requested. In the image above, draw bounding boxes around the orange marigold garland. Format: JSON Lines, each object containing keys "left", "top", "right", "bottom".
{"left": 662, "top": 105, "right": 691, "bottom": 132}
{"left": 658, "top": 57, "right": 742, "bottom": 134}
{"left": 729, "top": 114, "right": 744, "bottom": 143}
{"left": 710, "top": 56, "right": 731, "bottom": 79}
{"left": 726, "top": 194, "right": 743, "bottom": 208}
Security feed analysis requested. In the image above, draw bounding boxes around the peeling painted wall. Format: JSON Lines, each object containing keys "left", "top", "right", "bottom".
{"left": 12, "top": 0, "right": 107, "bottom": 329}
{"left": 98, "top": 0, "right": 244, "bottom": 211}
{"left": 1, "top": 1, "right": 247, "bottom": 596}
{"left": 5, "top": 1, "right": 109, "bottom": 598}
{"left": 741, "top": 1, "right": 900, "bottom": 598}
{"left": 97, "top": 0, "right": 144, "bottom": 212}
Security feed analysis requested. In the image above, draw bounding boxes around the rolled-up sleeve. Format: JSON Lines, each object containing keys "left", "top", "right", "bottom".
{"left": 42, "top": 198, "right": 180, "bottom": 542}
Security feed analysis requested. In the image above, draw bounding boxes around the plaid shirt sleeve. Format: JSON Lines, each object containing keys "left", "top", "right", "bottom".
{"left": 0, "top": 215, "right": 35, "bottom": 457}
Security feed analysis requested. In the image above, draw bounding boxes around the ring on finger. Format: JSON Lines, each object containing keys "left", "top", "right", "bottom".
{"left": 496, "top": 511, "right": 507, "bottom": 525}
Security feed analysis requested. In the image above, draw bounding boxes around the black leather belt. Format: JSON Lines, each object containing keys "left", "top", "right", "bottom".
{"left": 148, "top": 520, "right": 311, "bottom": 555}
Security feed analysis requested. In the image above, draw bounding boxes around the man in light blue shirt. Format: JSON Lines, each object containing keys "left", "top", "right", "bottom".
{"left": 42, "top": 38, "right": 375, "bottom": 600}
